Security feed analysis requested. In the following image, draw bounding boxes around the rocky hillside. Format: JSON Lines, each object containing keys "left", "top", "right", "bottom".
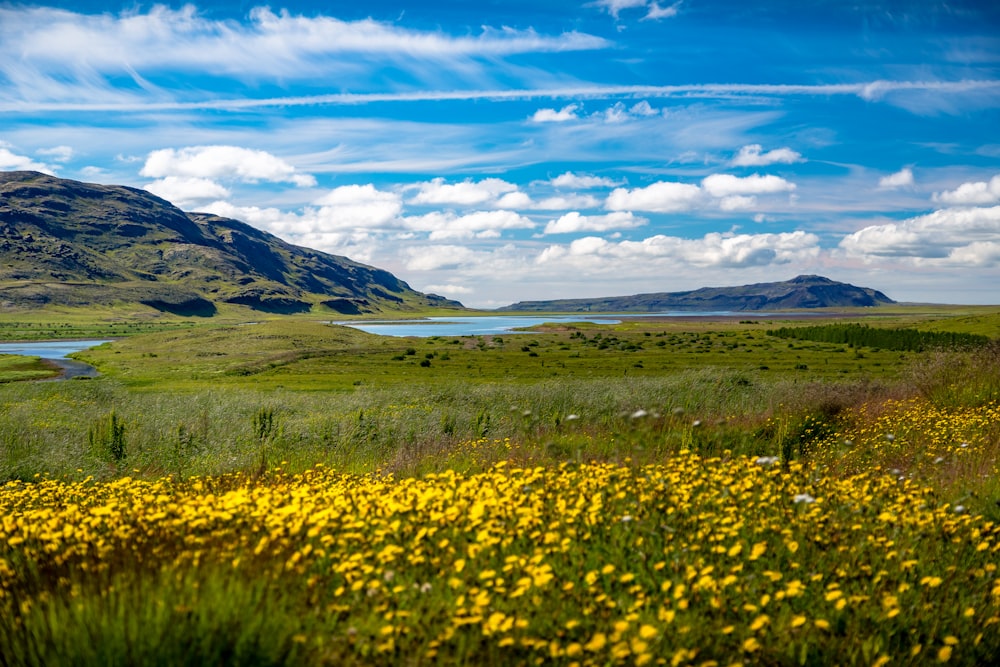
{"left": 0, "top": 171, "right": 462, "bottom": 315}
{"left": 499, "top": 275, "right": 895, "bottom": 312}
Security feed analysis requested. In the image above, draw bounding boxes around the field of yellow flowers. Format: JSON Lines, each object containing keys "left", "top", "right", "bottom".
{"left": 3, "top": 429, "right": 999, "bottom": 665}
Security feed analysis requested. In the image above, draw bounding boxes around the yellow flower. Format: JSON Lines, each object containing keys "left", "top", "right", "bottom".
{"left": 584, "top": 632, "right": 607, "bottom": 652}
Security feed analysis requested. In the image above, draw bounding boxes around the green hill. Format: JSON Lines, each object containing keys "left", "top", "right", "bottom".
{"left": 0, "top": 171, "right": 463, "bottom": 316}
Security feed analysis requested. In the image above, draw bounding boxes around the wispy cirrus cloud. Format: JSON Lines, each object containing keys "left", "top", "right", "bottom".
{"left": 5, "top": 80, "right": 998, "bottom": 114}
{"left": 0, "top": 5, "right": 609, "bottom": 105}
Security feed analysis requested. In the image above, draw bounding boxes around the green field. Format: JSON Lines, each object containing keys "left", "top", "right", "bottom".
{"left": 2, "top": 306, "right": 999, "bottom": 665}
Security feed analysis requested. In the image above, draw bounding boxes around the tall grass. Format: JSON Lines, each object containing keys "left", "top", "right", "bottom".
{"left": 0, "top": 368, "right": 902, "bottom": 481}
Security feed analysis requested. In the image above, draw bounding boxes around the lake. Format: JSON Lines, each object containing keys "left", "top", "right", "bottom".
{"left": 337, "top": 311, "right": 783, "bottom": 337}
{"left": 336, "top": 315, "right": 622, "bottom": 337}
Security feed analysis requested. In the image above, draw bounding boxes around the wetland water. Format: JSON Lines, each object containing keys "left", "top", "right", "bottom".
{"left": 0, "top": 340, "right": 112, "bottom": 380}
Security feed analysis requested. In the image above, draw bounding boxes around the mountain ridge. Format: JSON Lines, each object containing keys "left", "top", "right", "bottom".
{"left": 0, "top": 171, "right": 463, "bottom": 315}
{"left": 498, "top": 275, "right": 895, "bottom": 312}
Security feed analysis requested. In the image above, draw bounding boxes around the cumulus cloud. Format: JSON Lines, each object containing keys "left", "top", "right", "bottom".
{"left": 839, "top": 205, "right": 1000, "bottom": 265}
{"left": 701, "top": 173, "right": 796, "bottom": 197}
{"left": 550, "top": 172, "right": 619, "bottom": 189}
{"left": 423, "top": 283, "right": 473, "bottom": 296}
{"left": 606, "top": 181, "right": 703, "bottom": 212}
{"left": 730, "top": 144, "right": 803, "bottom": 166}
{"left": 141, "top": 146, "right": 315, "bottom": 187}
{"left": 718, "top": 195, "right": 757, "bottom": 211}
{"left": 544, "top": 211, "right": 647, "bottom": 234}
{"left": 0, "top": 145, "right": 55, "bottom": 173}
{"left": 404, "top": 210, "right": 535, "bottom": 240}
{"left": 606, "top": 174, "right": 794, "bottom": 212}
{"left": 409, "top": 177, "right": 521, "bottom": 206}
{"left": 531, "top": 104, "right": 580, "bottom": 122}
{"left": 143, "top": 176, "right": 231, "bottom": 209}
{"left": 312, "top": 184, "right": 403, "bottom": 229}
{"left": 933, "top": 174, "right": 1000, "bottom": 206}
{"left": 402, "top": 244, "right": 484, "bottom": 271}
{"left": 201, "top": 201, "right": 293, "bottom": 229}
{"left": 878, "top": 167, "right": 915, "bottom": 189}
{"left": 538, "top": 230, "right": 818, "bottom": 268}
{"left": 531, "top": 194, "right": 601, "bottom": 210}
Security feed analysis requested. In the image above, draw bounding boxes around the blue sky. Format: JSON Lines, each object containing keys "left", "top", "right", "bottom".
{"left": 1, "top": 1, "right": 999, "bottom": 307}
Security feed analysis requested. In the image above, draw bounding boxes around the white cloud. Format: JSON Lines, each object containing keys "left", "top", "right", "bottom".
{"left": 731, "top": 144, "right": 803, "bottom": 166}
{"left": 701, "top": 173, "right": 796, "bottom": 197}
{"left": 36, "top": 145, "right": 74, "bottom": 162}
{"left": 312, "top": 184, "right": 403, "bottom": 229}
{"left": 0, "top": 6, "right": 609, "bottom": 104}
{"left": 590, "top": 101, "right": 662, "bottom": 123}
{"left": 422, "top": 283, "right": 473, "bottom": 296}
{"left": 629, "top": 100, "right": 658, "bottom": 116}
{"left": 839, "top": 205, "right": 1000, "bottom": 265}
{"left": 403, "top": 244, "right": 483, "bottom": 271}
{"left": 140, "top": 146, "right": 316, "bottom": 187}
{"left": 531, "top": 104, "right": 580, "bottom": 122}
{"left": 593, "top": 0, "right": 649, "bottom": 19}
{"left": 718, "top": 195, "right": 757, "bottom": 211}
{"left": 495, "top": 191, "right": 534, "bottom": 209}
{"left": 550, "top": 172, "right": 618, "bottom": 189}
{"left": 605, "top": 174, "right": 794, "bottom": 213}
{"left": 143, "top": 176, "right": 230, "bottom": 209}
{"left": 538, "top": 230, "right": 819, "bottom": 268}
{"left": 643, "top": 1, "right": 682, "bottom": 20}
{"left": 878, "top": 167, "right": 915, "bottom": 189}
{"left": 606, "top": 181, "right": 703, "bottom": 212}
{"left": 544, "top": 211, "right": 647, "bottom": 234}
{"left": 0, "top": 146, "right": 54, "bottom": 173}
{"left": 201, "top": 201, "right": 293, "bottom": 229}
{"left": 933, "top": 174, "right": 1000, "bottom": 205}
{"left": 593, "top": 0, "right": 679, "bottom": 20}
{"left": 409, "top": 177, "right": 520, "bottom": 206}
{"left": 531, "top": 194, "right": 602, "bottom": 210}
{"left": 404, "top": 210, "right": 535, "bottom": 240}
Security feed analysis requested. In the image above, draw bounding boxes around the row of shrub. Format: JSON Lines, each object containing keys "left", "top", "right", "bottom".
{"left": 767, "top": 323, "right": 990, "bottom": 352}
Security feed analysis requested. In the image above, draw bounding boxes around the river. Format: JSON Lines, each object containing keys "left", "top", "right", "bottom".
{"left": 0, "top": 340, "right": 112, "bottom": 380}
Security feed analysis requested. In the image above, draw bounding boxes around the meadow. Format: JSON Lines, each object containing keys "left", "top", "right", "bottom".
{"left": 1, "top": 306, "right": 999, "bottom": 665}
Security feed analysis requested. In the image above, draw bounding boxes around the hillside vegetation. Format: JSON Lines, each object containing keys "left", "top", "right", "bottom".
{"left": 0, "top": 171, "right": 461, "bottom": 316}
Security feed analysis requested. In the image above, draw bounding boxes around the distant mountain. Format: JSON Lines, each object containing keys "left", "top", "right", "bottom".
{"left": 498, "top": 275, "right": 895, "bottom": 312}
{"left": 0, "top": 171, "right": 463, "bottom": 315}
